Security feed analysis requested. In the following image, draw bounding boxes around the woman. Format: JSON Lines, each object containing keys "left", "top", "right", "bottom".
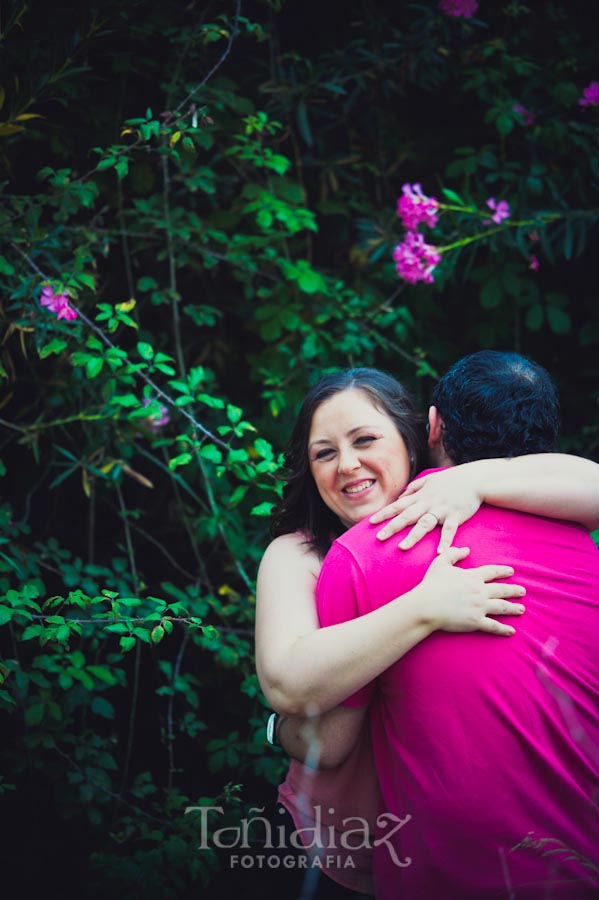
{"left": 255, "top": 367, "right": 599, "bottom": 894}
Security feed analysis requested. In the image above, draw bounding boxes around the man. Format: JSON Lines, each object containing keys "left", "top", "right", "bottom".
{"left": 312, "top": 351, "right": 599, "bottom": 898}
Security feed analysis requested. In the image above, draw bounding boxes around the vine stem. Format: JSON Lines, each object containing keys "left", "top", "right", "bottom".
{"left": 115, "top": 481, "right": 139, "bottom": 594}
{"left": 170, "top": 0, "right": 242, "bottom": 120}
{"left": 161, "top": 152, "right": 186, "bottom": 378}
{"left": 166, "top": 631, "right": 189, "bottom": 792}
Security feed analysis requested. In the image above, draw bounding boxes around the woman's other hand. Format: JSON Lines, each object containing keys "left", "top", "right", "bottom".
{"left": 370, "top": 468, "right": 484, "bottom": 552}
{"left": 417, "top": 546, "right": 526, "bottom": 636}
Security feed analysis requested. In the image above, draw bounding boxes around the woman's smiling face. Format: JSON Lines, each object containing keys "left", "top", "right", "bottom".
{"left": 307, "top": 388, "right": 412, "bottom": 528}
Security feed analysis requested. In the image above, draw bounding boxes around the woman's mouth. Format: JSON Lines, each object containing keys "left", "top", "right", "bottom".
{"left": 342, "top": 479, "right": 375, "bottom": 495}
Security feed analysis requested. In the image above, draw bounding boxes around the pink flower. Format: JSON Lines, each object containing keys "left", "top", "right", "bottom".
{"left": 578, "top": 81, "right": 599, "bottom": 108}
{"left": 393, "top": 231, "right": 442, "bottom": 285}
{"left": 512, "top": 103, "right": 535, "bottom": 126}
{"left": 439, "top": 0, "right": 478, "bottom": 18}
{"left": 529, "top": 255, "right": 539, "bottom": 271}
{"left": 397, "top": 183, "right": 439, "bottom": 231}
{"left": 143, "top": 398, "right": 170, "bottom": 432}
{"left": 40, "top": 285, "right": 78, "bottom": 321}
{"left": 484, "top": 197, "right": 511, "bottom": 225}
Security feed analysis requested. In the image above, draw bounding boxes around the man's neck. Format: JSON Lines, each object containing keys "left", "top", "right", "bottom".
{"left": 429, "top": 445, "right": 454, "bottom": 468}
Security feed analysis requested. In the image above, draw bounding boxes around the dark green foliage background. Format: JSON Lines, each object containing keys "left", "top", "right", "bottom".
{"left": 0, "top": 1, "right": 598, "bottom": 896}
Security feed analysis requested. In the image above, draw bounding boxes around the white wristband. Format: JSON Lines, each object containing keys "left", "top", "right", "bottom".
{"left": 266, "top": 712, "right": 280, "bottom": 747}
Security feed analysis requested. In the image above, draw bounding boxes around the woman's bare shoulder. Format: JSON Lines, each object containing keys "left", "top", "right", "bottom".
{"left": 259, "top": 531, "right": 321, "bottom": 577}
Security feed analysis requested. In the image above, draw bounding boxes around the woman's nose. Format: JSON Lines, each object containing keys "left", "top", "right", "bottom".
{"left": 337, "top": 447, "right": 361, "bottom": 474}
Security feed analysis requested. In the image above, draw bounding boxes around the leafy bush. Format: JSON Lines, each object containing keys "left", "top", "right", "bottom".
{"left": 1, "top": 0, "right": 597, "bottom": 894}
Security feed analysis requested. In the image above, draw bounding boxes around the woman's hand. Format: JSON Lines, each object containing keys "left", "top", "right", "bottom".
{"left": 416, "top": 546, "right": 526, "bottom": 636}
{"left": 370, "top": 468, "right": 485, "bottom": 552}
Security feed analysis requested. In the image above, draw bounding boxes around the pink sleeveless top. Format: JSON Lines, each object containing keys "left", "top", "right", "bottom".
{"left": 277, "top": 719, "right": 379, "bottom": 894}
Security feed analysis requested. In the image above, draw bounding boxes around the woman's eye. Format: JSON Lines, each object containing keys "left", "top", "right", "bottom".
{"left": 315, "top": 448, "right": 335, "bottom": 461}
{"left": 355, "top": 435, "right": 376, "bottom": 446}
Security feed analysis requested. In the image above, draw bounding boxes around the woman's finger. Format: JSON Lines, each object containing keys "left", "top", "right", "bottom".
{"left": 478, "top": 617, "right": 517, "bottom": 636}
{"left": 435, "top": 545, "right": 470, "bottom": 565}
{"left": 472, "top": 564, "right": 516, "bottom": 582}
{"left": 400, "top": 476, "right": 427, "bottom": 497}
{"left": 485, "top": 598, "right": 526, "bottom": 616}
{"left": 436, "top": 515, "right": 462, "bottom": 554}
{"left": 487, "top": 582, "right": 526, "bottom": 600}
{"left": 370, "top": 497, "right": 412, "bottom": 526}
{"left": 397, "top": 512, "right": 442, "bottom": 549}
{"left": 376, "top": 506, "right": 428, "bottom": 540}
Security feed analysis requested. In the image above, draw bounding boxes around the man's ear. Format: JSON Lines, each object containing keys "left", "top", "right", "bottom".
{"left": 427, "top": 406, "right": 444, "bottom": 448}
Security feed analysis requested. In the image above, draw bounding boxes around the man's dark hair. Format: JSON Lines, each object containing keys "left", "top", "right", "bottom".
{"left": 432, "top": 350, "right": 560, "bottom": 465}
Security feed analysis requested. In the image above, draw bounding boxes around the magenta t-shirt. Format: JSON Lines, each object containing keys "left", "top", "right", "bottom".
{"left": 317, "top": 485, "right": 599, "bottom": 899}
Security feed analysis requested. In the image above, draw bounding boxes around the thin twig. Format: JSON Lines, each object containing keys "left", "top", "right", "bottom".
{"left": 166, "top": 630, "right": 190, "bottom": 791}
{"left": 171, "top": 0, "right": 242, "bottom": 119}
{"left": 120, "top": 640, "right": 141, "bottom": 795}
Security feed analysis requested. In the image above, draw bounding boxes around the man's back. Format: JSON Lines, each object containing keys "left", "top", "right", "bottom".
{"left": 317, "top": 502, "right": 599, "bottom": 899}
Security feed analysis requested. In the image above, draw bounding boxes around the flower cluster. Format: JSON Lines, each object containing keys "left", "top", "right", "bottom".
{"left": 579, "top": 81, "right": 599, "bottom": 108}
{"left": 394, "top": 183, "right": 442, "bottom": 284}
{"left": 485, "top": 197, "right": 511, "bottom": 225}
{"left": 439, "top": 0, "right": 478, "bottom": 18}
{"left": 143, "top": 398, "right": 170, "bottom": 432}
{"left": 397, "top": 183, "right": 439, "bottom": 231}
{"left": 512, "top": 103, "right": 535, "bottom": 126}
{"left": 40, "top": 285, "right": 78, "bottom": 321}
{"left": 393, "top": 231, "right": 442, "bottom": 285}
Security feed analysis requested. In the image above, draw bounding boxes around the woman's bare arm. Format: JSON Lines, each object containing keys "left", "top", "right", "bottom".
{"left": 255, "top": 534, "right": 525, "bottom": 716}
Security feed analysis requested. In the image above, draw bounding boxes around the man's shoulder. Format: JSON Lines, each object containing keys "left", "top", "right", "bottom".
{"left": 334, "top": 516, "right": 382, "bottom": 558}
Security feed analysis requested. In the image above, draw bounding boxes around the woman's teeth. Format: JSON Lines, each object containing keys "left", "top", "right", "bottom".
{"left": 344, "top": 480, "right": 374, "bottom": 495}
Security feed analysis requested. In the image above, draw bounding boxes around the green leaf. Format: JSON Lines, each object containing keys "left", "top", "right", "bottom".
{"left": 250, "top": 501, "right": 275, "bottom": 517}
{"left": 86, "top": 357, "right": 104, "bottom": 378}
{"left": 97, "top": 157, "right": 117, "bottom": 170}
{"left": 55, "top": 624, "right": 71, "bottom": 642}
{"left": 440, "top": 188, "right": 465, "bottom": 205}
{"left": 254, "top": 437, "right": 274, "bottom": 460}
{"left": 151, "top": 625, "right": 165, "bottom": 644}
{"left": 137, "top": 276, "right": 158, "bottom": 292}
{"left": 496, "top": 113, "right": 514, "bottom": 135}
{"left": 296, "top": 101, "right": 313, "bottom": 147}
{"left": 25, "top": 703, "right": 45, "bottom": 726}
{"left": 137, "top": 342, "right": 154, "bottom": 360}
{"left": 21, "top": 624, "right": 44, "bottom": 641}
{"left": 115, "top": 159, "right": 129, "bottom": 180}
{"left": 91, "top": 696, "right": 115, "bottom": 719}
{"left": 76, "top": 273, "right": 96, "bottom": 290}
{"left": 546, "top": 306, "right": 571, "bottom": 335}
{"left": 297, "top": 267, "right": 327, "bottom": 295}
{"left": 119, "top": 636, "right": 136, "bottom": 652}
{"left": 169, "top": 452, "right": 193, "bottom": 471}
{"left": 0, "top": 606, "right": 12, "bottom": 626}
{"left": 39, "top": 339, "right": 68, "bottom": 359}
{"left": 479, "top": 278, "right": 503, "bottom": 309}
{"left": 0, "top": 256, "right": 15, "bottom": 276}
{"left": 196, "top": 393, "right": 225, "bottom": 409}
{"left": 525, "top": 304, "right": 544, "bottom": 331}
{"left": 198, "top": 444, "right": 222, "bottom": 464}
{"left": 226, "top": 404, "right": 243, "bottom": 424}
